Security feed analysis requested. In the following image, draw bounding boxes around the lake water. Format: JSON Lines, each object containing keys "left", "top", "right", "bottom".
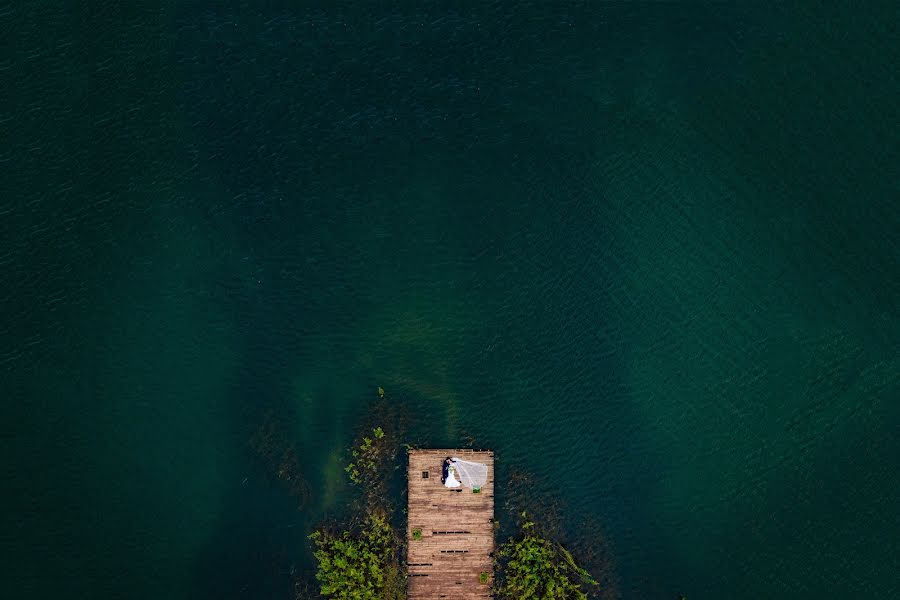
{"left": 4, "top": 3, "right": 898, "bottom": 599}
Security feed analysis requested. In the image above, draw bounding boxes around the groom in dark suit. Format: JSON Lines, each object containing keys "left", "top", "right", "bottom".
{"left": 440, "top": 457, "right": 451, "bottom": 484}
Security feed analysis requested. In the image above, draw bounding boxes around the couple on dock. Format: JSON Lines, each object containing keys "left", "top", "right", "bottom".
{"left": 440, "top": 456, "right": 488, "bottom": 492}
{"left": 441, "top": 456, "right": 462, "bottom": 488}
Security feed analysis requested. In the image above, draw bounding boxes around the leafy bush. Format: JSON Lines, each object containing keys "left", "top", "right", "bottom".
{"left": 309, "top": 512, "right": 404, "bottom": 599}
{"left": 344, "top": 433, "right": 376, "bottom": 485}
{"left": 495, "top": 521, "right": 596, "bottom": 599}
{"left": 344, "top": 426, "right": 392, "bottom": 499}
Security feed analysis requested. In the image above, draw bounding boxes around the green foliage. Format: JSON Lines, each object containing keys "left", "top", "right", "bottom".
{"left": 411, "top": 528, "right": 422, "bottom": 541}
{"left": 479, "top": 571, "right": 490, "bottom": 585}
{"left": 495, "top": 530, "right": 596, "bottom": 599}
{"left": 558, "top": 544, "right": 599, "bottom": 586}
{"left": 344, "top": 427, "right": 386, "bottom": 486}
{"left": 313, "top": 421, "right": 407, "bottom": 599}
{"left": 309, "top": 513, "right": 405, "bottom": 599}
{"left": 381, "top": 561, "right": 405, "bottom": 600}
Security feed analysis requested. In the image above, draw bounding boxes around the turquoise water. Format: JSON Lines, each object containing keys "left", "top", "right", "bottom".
{"left": 4, "top": 3, "right": 898, "bottom": 599}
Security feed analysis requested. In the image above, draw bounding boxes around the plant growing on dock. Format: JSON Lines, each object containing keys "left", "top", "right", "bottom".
{"left": 495, "top": 518, "right": 597, "bottom": 599}
{"left": 411, "top": 528, "right": 422, "bottom": 540}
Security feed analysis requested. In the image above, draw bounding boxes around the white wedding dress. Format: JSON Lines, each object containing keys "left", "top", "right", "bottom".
{"left": 444, "top": 466, "right": 461, "bottom": 488}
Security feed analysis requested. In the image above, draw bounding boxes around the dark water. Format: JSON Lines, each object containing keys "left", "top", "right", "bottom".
{"left": 3, "top": 3, "right": 898, "bottom": 599}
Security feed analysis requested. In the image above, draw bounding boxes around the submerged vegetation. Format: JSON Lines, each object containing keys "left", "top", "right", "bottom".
{"left": 345, "top": 426, "right": 386, "bottom": 485}
{"left": 308, "top": 422, "right": 405, "bottom": 599}
{"left": 309, "top": 391, "right": 406, "bottom": 600}
{"left": 504, "top": 471, "right": 616, "bottom": 599}
{"left": 494, "top": 516, "right": 598, "bottom": 599}
{"left": 250, "top": 409, "right": 311, "bottom": 508}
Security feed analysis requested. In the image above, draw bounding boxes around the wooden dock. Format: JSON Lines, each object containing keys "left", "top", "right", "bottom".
{"left": 407, "top": 449, "right": 495, "bottom": 599}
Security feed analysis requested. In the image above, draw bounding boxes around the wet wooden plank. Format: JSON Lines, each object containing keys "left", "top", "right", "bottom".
{"left": 407, "top": 449, "right": 495, "bottom": 599}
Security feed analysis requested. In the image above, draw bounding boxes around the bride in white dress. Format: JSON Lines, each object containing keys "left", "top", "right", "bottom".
{"left": 444, "top": 462, "right": 461, "bottom": 488}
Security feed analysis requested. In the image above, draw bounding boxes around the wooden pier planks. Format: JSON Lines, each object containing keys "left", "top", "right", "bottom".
{"left": 407, "top": 449, "right": 495, "bottom": 599}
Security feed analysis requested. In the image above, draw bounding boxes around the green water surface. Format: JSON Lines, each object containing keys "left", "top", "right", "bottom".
{"left": 3, "top": 3, "right": 898, "bottom": 599}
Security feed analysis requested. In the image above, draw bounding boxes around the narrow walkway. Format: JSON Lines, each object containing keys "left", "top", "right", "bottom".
{"left": 407, "top": 449, "right": 495, "bottom": 599}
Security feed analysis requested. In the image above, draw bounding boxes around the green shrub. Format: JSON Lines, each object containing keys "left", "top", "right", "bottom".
{"left": 345, "top": 427, "right": 390, "bottom": 489}
{"left": 495, "top": 526, "right": 596, "bottom": 599}
{"left": 479, "top": 572, "right": 490, "bottom": 585}
{"left": 411, "top": 528, "right": 422, "bottom": 541}
{"left": 310, "top": 513, "right": 403, "bottom": 599}
{"left": 309, "top": 416, "right": 407, "bottom": 599}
